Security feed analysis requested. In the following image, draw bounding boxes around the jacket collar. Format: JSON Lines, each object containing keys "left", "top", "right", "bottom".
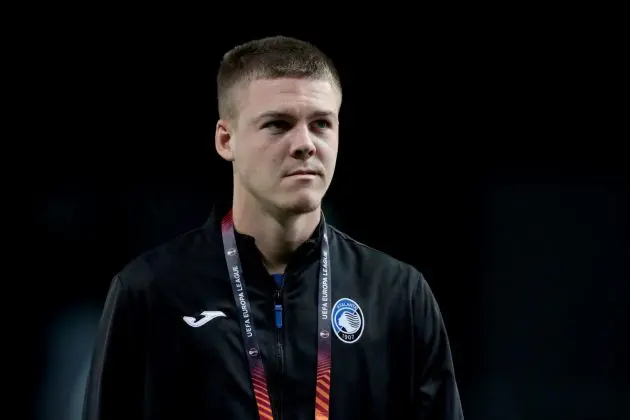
{"left": 204, "top": 200, "right": 324, "bottom": 280}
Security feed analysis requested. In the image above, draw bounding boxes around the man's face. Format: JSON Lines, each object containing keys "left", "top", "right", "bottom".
{"left": 222, "top": 77, "right": 341, "bottom": 215}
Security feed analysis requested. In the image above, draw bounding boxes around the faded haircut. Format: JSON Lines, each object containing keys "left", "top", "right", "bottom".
{"left": 216, "top": 35, "right": 342, "bottom": 121}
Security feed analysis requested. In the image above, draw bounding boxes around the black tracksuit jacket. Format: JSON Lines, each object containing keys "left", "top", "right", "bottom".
{"left": 83, "top": 207, "right": 464, "bottom": 419}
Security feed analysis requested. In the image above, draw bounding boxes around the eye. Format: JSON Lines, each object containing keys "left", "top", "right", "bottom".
{"left": 312, "top": 119, "right": 331, "bottom": 130}
{"left": 262, "top": 120, "right": 291, "bottom": 133}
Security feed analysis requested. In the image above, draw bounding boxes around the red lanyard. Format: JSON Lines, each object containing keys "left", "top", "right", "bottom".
{"left": 221, "top": 211, "right": 332, "bottom": 419}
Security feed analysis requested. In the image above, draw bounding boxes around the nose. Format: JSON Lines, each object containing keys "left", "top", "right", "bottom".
{"left": 289, "top": 125, "right": 316, "bottom": 161}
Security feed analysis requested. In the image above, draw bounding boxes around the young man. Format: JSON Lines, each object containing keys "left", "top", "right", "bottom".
{"left": 83, "top": 36, "right": 464, "bottom": 419}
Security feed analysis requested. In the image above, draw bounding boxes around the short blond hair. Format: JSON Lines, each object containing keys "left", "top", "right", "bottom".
{"left": 216, "top": 35, "right": 341, "bottom": 121}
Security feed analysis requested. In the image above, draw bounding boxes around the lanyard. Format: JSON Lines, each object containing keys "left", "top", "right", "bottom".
{"left": 221, "top": 210, "right": 332, "bottom": 420}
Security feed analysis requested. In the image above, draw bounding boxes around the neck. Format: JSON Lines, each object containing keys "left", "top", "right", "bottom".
{"left": 231, "top": 194, "right": 321, "bottom": 274}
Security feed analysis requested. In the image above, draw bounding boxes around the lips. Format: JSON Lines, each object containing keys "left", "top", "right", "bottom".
{"left": 287, "top": 169, "right": 321, "bottom": 177}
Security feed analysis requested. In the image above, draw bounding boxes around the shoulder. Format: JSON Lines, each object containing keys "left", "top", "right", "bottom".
{"left": 115, "top": 225, "right": 214, "bottom": 292}
{"left": 328, "top": 225, "right": 424, "bottom": 287}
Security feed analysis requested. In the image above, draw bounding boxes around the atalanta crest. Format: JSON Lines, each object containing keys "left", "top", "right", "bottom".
{"left": 331, "top": 298, "right": 364, "bottom": 344}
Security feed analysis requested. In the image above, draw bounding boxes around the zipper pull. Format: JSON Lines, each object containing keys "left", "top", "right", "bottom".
{"left": 274, "top": 289, "right": 283, "bottom": 329}
{"left": 274, "top": 304, "right": 283, "bottom": 329}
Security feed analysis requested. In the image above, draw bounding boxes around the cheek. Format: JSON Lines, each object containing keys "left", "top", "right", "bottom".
{"left": 234, "top": 139, "right": 264, "bottom": 168}
{"left": 318, "top": 140, "right": 338, "bottom": 162}
{"left": 243, "top": 145, "right": 282, "bottom": 178}
{"left": 270, "top": 153, "right": 285, "bottom": 168}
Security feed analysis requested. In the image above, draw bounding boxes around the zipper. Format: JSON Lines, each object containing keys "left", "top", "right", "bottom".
{"left": 273, "top": 287, "right": 285, "bottom": 420}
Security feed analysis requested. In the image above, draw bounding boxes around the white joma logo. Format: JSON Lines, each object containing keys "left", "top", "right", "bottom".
{"left": 183, "top": 311, "right": 226, "bottom": 327}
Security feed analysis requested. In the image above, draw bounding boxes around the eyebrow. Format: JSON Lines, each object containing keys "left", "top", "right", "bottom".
{"left": 253, "top": 110, "right": 337, "bottom": 125}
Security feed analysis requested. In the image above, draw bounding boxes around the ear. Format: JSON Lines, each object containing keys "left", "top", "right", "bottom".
{"left": 215, "top": 119, "right": 234, "bottom": 162}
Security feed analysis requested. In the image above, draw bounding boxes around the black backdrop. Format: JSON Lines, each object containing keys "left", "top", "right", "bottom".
{"left": 26, "top": 10, "right": 627, "bottom": 420}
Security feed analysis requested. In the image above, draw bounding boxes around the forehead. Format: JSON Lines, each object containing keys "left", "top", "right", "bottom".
{"left": 236, "top": 78, "right": 341, "bottom": 121}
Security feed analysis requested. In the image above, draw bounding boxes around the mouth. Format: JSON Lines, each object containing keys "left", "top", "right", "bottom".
{"left": 286, "top": 169, "right": 321, "bottom": 177}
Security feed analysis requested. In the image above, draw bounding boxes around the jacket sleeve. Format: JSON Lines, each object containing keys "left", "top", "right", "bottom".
{"left": 83, "top": 273, "right": 147, "bottom": 420}
{"left": 411, "top": 272, "right": 464, "bottom": 419}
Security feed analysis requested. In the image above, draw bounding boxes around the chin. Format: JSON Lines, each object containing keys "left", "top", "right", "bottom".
{"left": 280, "top": 192, "right": 322, "bottom": 215}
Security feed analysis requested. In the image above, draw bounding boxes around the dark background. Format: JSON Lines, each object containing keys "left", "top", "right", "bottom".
{"left": 25, "top": 9, "right": 627, "bottom": 420}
